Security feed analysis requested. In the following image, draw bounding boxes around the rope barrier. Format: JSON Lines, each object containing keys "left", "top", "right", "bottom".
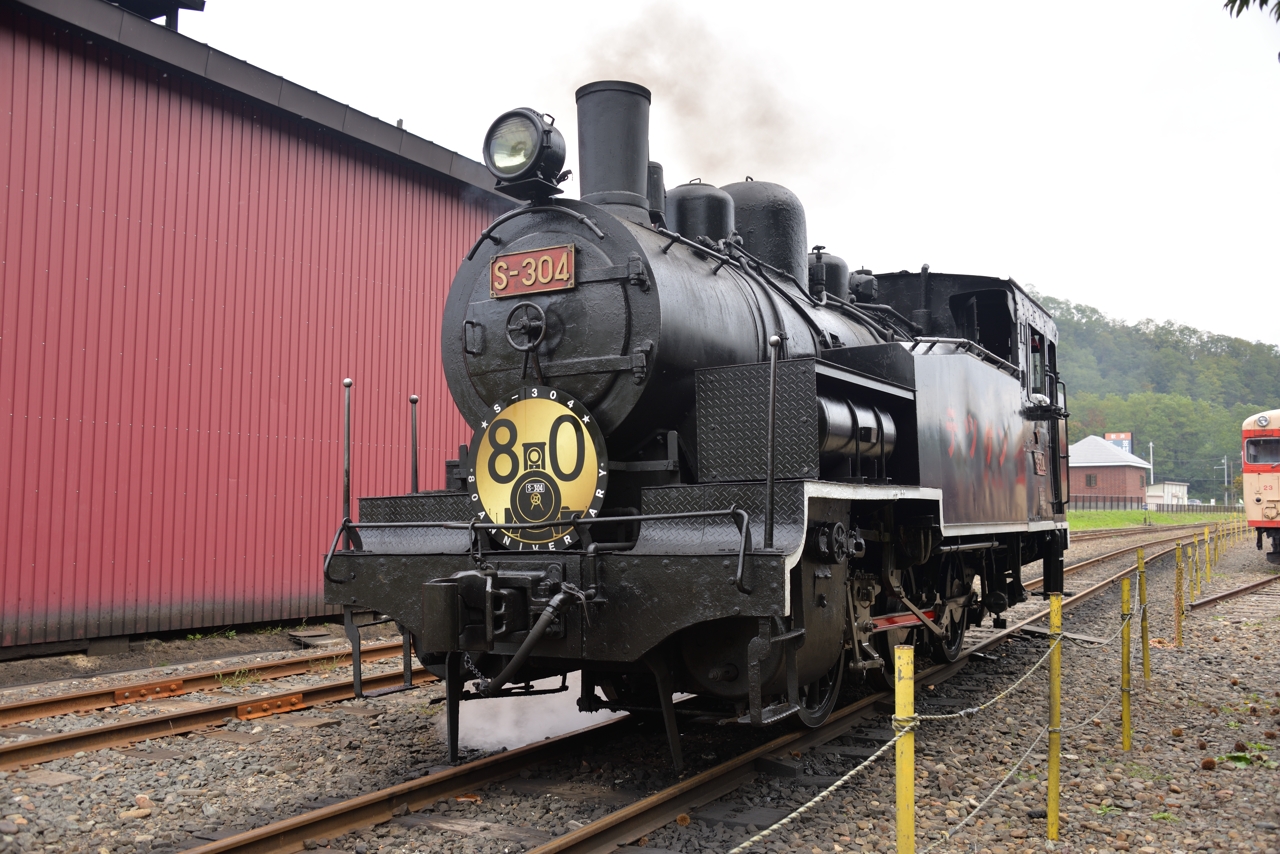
{"left": 725, "top": 728, "right": 908, "bottom": 854}
{"left": 915, "top": 638, "right": 1059, "bottom": 722}
{"left": 920, "top": 725, "right": 1050, "bottom": 854}
{"left": 1062, "top": 607, "right": 1138, "bottom": 649}
{"left": 729, "top": 588, "right": 1148, "bottom": 853}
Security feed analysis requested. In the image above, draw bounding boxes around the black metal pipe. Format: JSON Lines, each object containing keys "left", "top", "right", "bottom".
{"left": 409, "top": 394, "right": 420, "bottom": 494}
{"left": 479, "top": 591, "right": 573, "bottom": 697}
{"left": 764, "top": 335, "right": 782, "bottom": 550}
{"left": 343, "top": 378, "right": 353, "bottom": 549}
{"left": 935, "top": 541, "right": 999, "bottom": 553}
{"left": 576, "top": 81, "right": 651, "bottom": 208}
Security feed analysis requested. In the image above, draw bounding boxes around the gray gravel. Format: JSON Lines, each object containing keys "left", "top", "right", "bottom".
{"left": 1, "top": 532, "right": 1275, "bottom": 854}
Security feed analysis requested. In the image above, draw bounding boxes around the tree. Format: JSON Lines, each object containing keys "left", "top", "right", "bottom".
{"left": 1224, "top": 0, "right": 1280, "bottom": 22}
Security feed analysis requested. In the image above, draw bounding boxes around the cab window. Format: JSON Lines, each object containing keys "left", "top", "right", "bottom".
{"left": 1246, "top": 438, "right": 1280, "bottom": 464}
{"left": 1028, "top": 330, "right": 1046, "bottom": 396}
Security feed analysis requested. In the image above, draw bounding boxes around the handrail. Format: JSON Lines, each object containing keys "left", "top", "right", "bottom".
{"left": 466, "top": 204, "right": 604, "bottom": 260}
{"left": 910, "top": 336, "right": 1022, "bottom": 379}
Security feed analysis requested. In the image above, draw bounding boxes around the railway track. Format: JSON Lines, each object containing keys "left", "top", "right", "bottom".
{"left": 0, "top": 640, "right": 406, "bottom": 727}
{"left": 1070, "top": 521, "right": 1223, "bottom": 542}
{"left": 1189, "top": 572, "right": 1280, "bottom": 612}
{"left": 0, "top": 662, "right": 433, "bottom": 770}
{"left": 176, "top": 530, "right": 1193, "bottom": 854}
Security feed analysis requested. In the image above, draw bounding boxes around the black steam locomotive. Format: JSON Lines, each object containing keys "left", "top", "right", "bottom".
{"left": 323, "top": 81, "right": 1070, "bottom": 769}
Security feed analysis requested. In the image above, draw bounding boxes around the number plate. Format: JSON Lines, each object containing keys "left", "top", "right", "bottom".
{"left": 490, "top": 244, "right": 575, "bottom": 298}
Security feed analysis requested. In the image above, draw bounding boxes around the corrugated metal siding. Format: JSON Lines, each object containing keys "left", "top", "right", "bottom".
{"left": 0, "top": 8, "right": 504, "bottom": 646}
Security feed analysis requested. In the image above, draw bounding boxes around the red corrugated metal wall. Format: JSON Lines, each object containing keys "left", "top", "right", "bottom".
{"left": 0, "top": 9, "right": 503, "bottom": 646}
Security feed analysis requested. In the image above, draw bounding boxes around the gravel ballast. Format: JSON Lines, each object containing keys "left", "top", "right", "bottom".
{"left": 0, "top": 531, "right": 1275, "bottom": 854}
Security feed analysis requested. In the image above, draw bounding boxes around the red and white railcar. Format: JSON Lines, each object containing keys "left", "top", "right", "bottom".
{"left": 1242, "top": 408, "right": 1280, "bottom": 563}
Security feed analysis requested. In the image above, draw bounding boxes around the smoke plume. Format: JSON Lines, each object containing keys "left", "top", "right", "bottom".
{"left": 577, "top": 3, "right": 826, "bottom": 186}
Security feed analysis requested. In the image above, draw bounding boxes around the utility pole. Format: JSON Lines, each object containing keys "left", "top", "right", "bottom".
{"left": 1214, "top": 456, "right": 1230, "bottom": 507}
{"left": 1149, "top": 441, "right": 1155, "bottom": 484}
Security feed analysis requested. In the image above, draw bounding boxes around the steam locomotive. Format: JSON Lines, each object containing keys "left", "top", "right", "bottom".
{"left": 323, "top": 81, "right": 1071, "bottom": 769}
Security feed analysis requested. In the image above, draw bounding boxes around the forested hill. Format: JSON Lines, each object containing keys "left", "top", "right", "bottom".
{"left": 1034, "top": 293, "right": 1280, "bottom": 502}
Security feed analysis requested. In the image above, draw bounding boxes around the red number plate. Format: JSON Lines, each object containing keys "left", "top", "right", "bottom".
{"left": 490, "top": 244, "right": 575, "bottom": 298}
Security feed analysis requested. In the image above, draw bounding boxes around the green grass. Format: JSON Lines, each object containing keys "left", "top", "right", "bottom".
{"left": 1094, "top": 805, "right": 1121, "bottom": 816}
{"left": 1151, "top": 811, "right": 1179, "bottom": 822}
{"left": 1067, "top": 510, "right": 1243, "bottom": 531}
{"left": 216, "top": 669, "right": 259, "bottom": 689}
{"left": 186, "top": 628, "right": 237, "bottom": 641}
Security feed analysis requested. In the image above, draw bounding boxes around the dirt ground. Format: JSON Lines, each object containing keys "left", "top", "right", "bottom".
{"left": 0, "top": 621, "right": 347, "bottom": 690}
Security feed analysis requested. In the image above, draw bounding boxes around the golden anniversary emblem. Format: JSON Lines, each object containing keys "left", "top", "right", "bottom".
{"left": 468, "top": 386, "right": 608, "bottom": 550}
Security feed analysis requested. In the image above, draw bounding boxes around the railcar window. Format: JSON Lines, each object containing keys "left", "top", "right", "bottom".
{"left": 1246, "top": 438, "right": 1280, "bottom": 464}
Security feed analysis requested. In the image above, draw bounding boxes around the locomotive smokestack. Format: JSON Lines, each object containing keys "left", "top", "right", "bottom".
{"left": 575, "top": 81, "right": 652, "bottom": 208}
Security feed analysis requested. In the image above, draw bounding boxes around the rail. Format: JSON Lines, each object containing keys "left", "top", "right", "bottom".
{"left": 0, "top": 641, "right": 404, "bottom": 727}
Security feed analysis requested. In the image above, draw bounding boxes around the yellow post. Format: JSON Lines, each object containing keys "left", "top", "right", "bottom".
{"left": 895, "top": 645, "right": 915, "bottom": 854}
{"left": 1182, "top": 547, "right": 1192, "bottom": 606}
{"left": 1121, "top": 578, "right": 1132, "bottom": 752}
{"left": 1048, "top": 592, "right": 1062, "bottom": 841}
{"left": 1189, "top": 540, "right": 1199, "bottom": 603}
{"left": 1203, "top": 526, "right": 1211, "bottom": 583}
{"left": 1138, "top": 548, "right": 1151, "bottom": 682}
{"left": 1174, "top": 542, "right": 1184, "bottom": 647}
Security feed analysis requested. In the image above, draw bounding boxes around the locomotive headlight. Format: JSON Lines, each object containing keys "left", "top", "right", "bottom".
{"left": 1259, "top": 415, "right": 1271, "bottom": 427}
{"left": 482, "top": 108, "right": 566, "bottom": 191}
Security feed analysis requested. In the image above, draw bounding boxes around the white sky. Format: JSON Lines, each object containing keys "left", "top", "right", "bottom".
{"left": 182, "top": 1, "right": 1280, "bottom": 345}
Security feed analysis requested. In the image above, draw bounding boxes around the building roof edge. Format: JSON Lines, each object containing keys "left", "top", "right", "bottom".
{"left": 12, "top": 0, "right": 510, "bottom": 201}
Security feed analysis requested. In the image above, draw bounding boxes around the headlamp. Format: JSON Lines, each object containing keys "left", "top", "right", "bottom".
{"left": 1260, "top": 415, "right": 1271, "bottom": 427}
{"left": 482, "top": 108, "right": 566, "bottom": 195}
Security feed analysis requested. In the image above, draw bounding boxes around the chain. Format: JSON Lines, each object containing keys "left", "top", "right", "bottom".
{"left": 462, "top": 652, "right": 488, "bottom": 691}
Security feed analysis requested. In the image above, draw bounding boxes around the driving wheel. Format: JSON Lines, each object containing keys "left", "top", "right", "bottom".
{"left": 795, "top": 650, "right": 844, "bottom": 727}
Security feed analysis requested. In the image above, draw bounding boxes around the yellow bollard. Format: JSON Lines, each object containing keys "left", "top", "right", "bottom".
{"left": 1048, "top": 592, "right": 1062, "bottom": 841}
{"left": 895, "top": 645, "right": 915, "bottom": 854}
{"left": 1174, "top": 543, "right": 1184, "bottom": 647}
{"left": 1182, "top": 547, "right": 1192, "bottom": 606}
{"left": 1138, "top": 548, "right": 1151, "bottom": 682}
{"left": 1121, "top": 578, "right": 1132, "bottom": 752}
{"left": 1203, "top": 526, "right": 1211, "bottom": 583}
{"left": 1189, "top": 541, "right": 1199, "bottom": 603}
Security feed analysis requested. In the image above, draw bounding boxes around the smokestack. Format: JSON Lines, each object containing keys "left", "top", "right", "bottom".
{"left": 575, "top": 81, "right": 651, "bottom": 208}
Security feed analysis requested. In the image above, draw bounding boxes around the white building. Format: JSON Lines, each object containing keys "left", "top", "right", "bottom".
{"left": 1146, "top": 481, "right": 1190, "bottom": 506}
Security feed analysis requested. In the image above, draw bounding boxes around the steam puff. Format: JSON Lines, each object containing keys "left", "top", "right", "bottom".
{"left": 452, "top": 673, "right": 624, "bottom": 751}
{"left": 578, "top": 2, "right": 822, "bottom": 185}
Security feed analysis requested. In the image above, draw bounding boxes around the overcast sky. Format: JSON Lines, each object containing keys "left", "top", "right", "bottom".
{"left": 181, "top": 2, "right": 1280, "bottom": 345}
